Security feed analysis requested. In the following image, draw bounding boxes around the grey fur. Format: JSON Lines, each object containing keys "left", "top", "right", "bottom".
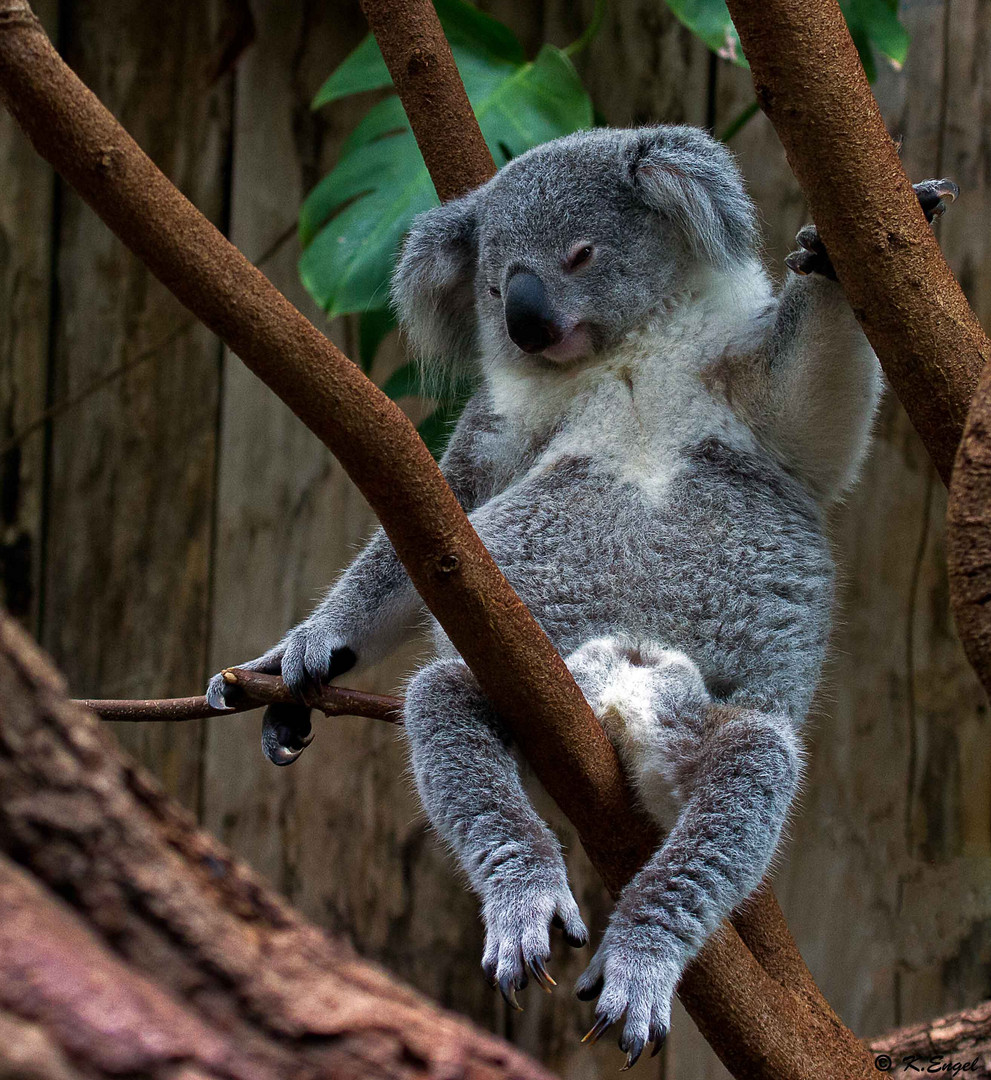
{"left": 207, "top": 125, "right": 954, "bottom": 1062}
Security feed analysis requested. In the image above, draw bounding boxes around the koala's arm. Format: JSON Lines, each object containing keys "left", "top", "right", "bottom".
{"left": 206, "top": 390, "right": 503, "bottom": 710}
{"left": 294, "top": 390, "right": 502, "bottom": 673}
{"left": 749, "top": 273, "right": 882, "bottom": 502}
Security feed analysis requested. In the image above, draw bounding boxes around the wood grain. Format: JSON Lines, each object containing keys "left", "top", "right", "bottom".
{"left": 38, "top": 0, "right": 235, "bottom": 809}
{"left": 0, "top": 0, "right": 54, "bottom": 630}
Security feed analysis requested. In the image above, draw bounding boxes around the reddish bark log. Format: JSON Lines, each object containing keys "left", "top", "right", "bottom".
{"left": 870, "top": 999, "right": 991, "bottom": 1074}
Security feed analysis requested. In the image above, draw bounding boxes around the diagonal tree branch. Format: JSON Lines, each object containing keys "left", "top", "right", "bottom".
{"left": 0, "top": 2, "right": 876, "bottom": 1077}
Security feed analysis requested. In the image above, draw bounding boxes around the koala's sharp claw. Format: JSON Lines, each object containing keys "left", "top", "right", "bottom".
{"left": 582, "top": 1014, "right": 614, "bottom": 1045}
{"left": 621, "top": 1038, "right": 645, "bottom": 1071}
{"left": 498, "top": 979, "right": 523, "bottom": 1012}
{"left": 528, "top": 956, "right": 556, "bottom": 992}
{"left": 794, "top": 223, "right": 822, "bottom": 253}
{"left": 261, "top": 703, "right": 314, "bottom": 766}
{"left": 651, "top": 1029, "right": 668, "bottom": 1057}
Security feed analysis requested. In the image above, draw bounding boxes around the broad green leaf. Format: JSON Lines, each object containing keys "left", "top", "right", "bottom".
{"left": 341, "top": 96, "right": 410, "bottom": 157}
{"left": 299, "top": 132, "right": 437, "bottom": 317}
{"left": 434, "top": 0, "right": 524, "bottom": 63}
{"left": 661, "top": 0, "right": 907, "bottom": 75}
{"left": 845, "top": 0, "right": 909, "bottom": 68}
{"left": 313, "top": 0, "right": 524, "bottom": 109}
{"left": 313, "top": 34, "right": 392, "bottom": 108}
{"left": 301, "top": 42, "right": 591, "bottom": 320}
{"left": 664, "top": 0, "right": 746, "bottom": 66}
{"left": 475, "top": 46, "right": 593, "bottom": 159}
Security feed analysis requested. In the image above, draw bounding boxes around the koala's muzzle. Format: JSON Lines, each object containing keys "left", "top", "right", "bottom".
{"left": 504, "top": 272, "right": 561, "bottom": 354}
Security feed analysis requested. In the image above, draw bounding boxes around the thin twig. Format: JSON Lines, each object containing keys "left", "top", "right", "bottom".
{"left": 78, "top": 669, "right": 403, "bottom": 725}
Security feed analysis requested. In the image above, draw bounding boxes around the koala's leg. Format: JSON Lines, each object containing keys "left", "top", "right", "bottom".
{"left": 404, "top": 657, "right": 588, "bottom": 1006}
{"left": 567, "top": 640, "right": 800, "bottom": 1067}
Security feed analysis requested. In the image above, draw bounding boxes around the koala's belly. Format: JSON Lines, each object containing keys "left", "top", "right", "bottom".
{"left": 430, "top": 445, "right": 834, "bottom": 706}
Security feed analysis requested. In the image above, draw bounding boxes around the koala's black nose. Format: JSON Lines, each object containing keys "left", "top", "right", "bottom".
{"left": 504, "top": 272, "right": 561, "bottom": 353}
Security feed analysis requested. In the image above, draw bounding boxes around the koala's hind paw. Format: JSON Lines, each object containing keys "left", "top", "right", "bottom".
{"left": 786, "top": 177, "right": 959, "bottom": 279}
{"left": 481, "top": 879, "right": 587, "bottom": 1010}
{"left": 575, "top": 931, "right": 678, "bottom": 1069}
{"left": 261, "top": 702, "right": 314, "bottom": 766}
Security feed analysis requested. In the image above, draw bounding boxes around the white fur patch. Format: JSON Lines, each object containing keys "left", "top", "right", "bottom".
{"left": 483, "top": 263, "right": 774, "bottom": 502}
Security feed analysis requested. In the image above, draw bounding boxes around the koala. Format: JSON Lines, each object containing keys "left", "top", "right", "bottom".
{"left": 207, "top": 126, "right": 956, "bottom": 1067}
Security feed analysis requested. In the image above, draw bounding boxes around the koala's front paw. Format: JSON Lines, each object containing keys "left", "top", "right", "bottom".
{"left": 480, "top": 873, "right": 587, "bottom": 1010}
{"left": 280, "top": 620, "right": 357, "bottom": 700}
{"left": 575, "top": 920, "right": 681, "bottom": 1069}
{"left": 786, "top": 177, "right": 959, "bottom": 279}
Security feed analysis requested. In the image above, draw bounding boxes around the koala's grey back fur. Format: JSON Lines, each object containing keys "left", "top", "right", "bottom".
{"left": 209, "top": 124, "right": 902, "bottom": 1064}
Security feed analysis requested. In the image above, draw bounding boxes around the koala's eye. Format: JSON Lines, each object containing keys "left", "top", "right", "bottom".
{"left": 489, "top": 284, "right": 501, "bottom": 298}
{"left": 566, "top": 243, "right": 595, "bottom": 272}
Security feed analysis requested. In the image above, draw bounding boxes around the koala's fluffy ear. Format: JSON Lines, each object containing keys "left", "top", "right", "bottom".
{"left": 391, "top": 192, "right": 480, "bottom": 363}
{"left": 626, "top": 126, "right": 757, "bottom": 267}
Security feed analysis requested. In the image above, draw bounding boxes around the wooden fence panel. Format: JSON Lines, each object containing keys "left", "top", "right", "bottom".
{"left": 0, "top": 0, "right": 56, "bottom": 631}
{"left": 38, "top": 0, "right": 234, "bottom": 809}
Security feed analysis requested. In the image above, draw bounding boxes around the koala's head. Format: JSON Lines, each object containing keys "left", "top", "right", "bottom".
{"left": 391, "top": 125, "right": 758, "bottom": 372}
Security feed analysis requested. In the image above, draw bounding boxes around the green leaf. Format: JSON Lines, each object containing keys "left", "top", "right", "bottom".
{"left": 434, "top": 0, "right": 524, "bottom": 63}
{"left": 341, "top": 96, "right": 410, "bottom": 156}
{"left": 298, "top": 133, "right": 437, "bottom": 317}
{"left": 474, "top": 45, "right": 593, "bottom": 160}
{"left": 843, "top": 0, "right": 909, "bottom": 69}
{"left": 312, "top": 0, "right": 524, "bottom": 110}
{"left": 662, "top": 0, "right": 907, "bottom": 76}
{"left": 359, "top": 309, "right": 397, "bottom": 372}
{"left": 664, "top": 0, "right": 747, "bottom": 66}
{"left": 380, "top": 361, "right": 424, "bottom": 400}
{"left": 312, "top": 34, "right": 392, "bottom": 108}
{"left": 301, "top": 0, "right": 593, "bottom": 374}
{"left": 301, "top": 29, "right": 592, "bottom": 323}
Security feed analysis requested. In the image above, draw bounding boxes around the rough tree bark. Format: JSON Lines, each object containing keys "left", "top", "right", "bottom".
{"left": 0, "top": 610, "right": 560, "bottom": 1080}
{"left": 722, "top": 0, "right": 989, "bottom": 487}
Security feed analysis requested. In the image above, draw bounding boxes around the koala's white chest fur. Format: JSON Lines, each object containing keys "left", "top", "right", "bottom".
{"left": 483, "top": 263, "right": 773, "bottom": 501}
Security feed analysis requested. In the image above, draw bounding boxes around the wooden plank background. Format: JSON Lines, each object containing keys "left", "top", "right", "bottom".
{"left": 2, "top": 0, "right": 990, "bottom": 1076}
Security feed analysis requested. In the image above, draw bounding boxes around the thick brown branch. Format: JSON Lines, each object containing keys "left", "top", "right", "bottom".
{"left": 79, "top": 669, "right": 403, "bottom": 724}
{"left": 358, "top": 0, "right": 494, "bottom": 201}
{"left": 724, "top": 0, "right": 990, "bottom": 488}
{"left": 0, "top": 3, "right": 874, "bottom": 1077}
